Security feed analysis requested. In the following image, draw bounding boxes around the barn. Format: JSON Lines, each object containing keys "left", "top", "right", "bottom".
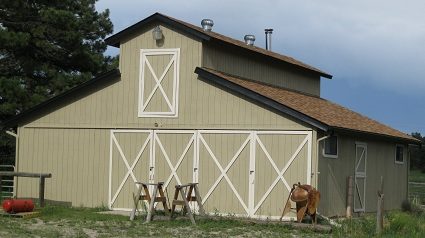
{"left": 2, "top": 12, "right": 420, "bottom": 218}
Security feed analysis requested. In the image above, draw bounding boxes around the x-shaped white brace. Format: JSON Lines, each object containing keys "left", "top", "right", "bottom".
{"left": 141, "top": 55, "right": 175, "bottom": 112}
{"left": 154, "top": 133, "right": 196, "bottom": 188}
{"left": 110, "top": 133, "right": 151, "bottom": 206}
{"left": 200, "top": 134, "right": 251, "bottom": 214}
{"left": 253, "top": 135, "right": 309, "bottom": 213}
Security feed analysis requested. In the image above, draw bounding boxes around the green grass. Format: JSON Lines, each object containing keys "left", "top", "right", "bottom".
{"left": 0, "top": 206, "right": 323, "bottom": 237}
{"left": 409, "top": 169, "right": 425, "bottom": 204}
{"left": 333, "top": 209, "right": 425, "bottom": 238}
{"left": 409, "top": 169, "right": 425, "bottom": 183}
{"left": 1, "top": 205, "right": 425, "bottom": 237}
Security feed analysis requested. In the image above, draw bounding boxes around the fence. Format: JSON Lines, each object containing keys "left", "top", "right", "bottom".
{"left": 0, "top": 165, "right": 15, "bottom": 200}
{"left": 409, "top": 182, "right": 425, "bottom": 205}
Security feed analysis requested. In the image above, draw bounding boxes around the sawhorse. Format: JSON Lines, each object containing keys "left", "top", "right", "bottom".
{"left": 130, "top": 182, "right": 169, "bottom": 222}
{"left": 170, "top": 183, "right": 205, "bottom": 225}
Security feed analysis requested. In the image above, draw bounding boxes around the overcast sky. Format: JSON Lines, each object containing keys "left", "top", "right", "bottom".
{"left": 96, "top": 0, "right": 425, "bottom": 135}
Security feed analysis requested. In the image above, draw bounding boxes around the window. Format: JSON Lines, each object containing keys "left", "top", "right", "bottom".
{"left": 395, "top": 145, "right": 404, "bottom": 164}
{"left": 139, "top": 48, "right": 180, "bottom": 117}
{"left": 323, "top": 135, "right": 338, "bottom": 158}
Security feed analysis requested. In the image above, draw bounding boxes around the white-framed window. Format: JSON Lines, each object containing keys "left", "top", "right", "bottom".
{"left": 323, "top": 135, "right": 338, "bottom": 158}
{"left": 138, "top": 48, "right": 180, "bottom": 117}
{"left": 395, "top": 144, "right": 404, "bottom": 164}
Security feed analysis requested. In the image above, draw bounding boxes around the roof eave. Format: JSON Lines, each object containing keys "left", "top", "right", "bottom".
{"left": 331, "top": 126, "right": 421, "bottom": 145}
{"left": 195, "top": 67, "right": 329, "bottom": 131}
{"left": 105, "top": 12, "right": 211, "bottom": 47}
{"left": 1, "top": 69, "right": 121, "bottom": 129}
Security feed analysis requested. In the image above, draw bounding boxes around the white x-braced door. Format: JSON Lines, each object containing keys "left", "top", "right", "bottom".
{"left": 197, "top": 130, "right": 252, "bottom": 216}
{"left": 253, "top": 131, "right": 312, "bottom": 218}
{"left": 139, "top": 48, "right": 180, "bottom": 117}
{"left": 109, "top": 129, "right": 312, "bottom": 218}
{"left": 151, "top": 130, "right": 197, "bottom": 191}
{"left": 354, "top": 142, "right": 367, "bottom": 212}
{"left": 109, "top": 130, "right": 152, "bottom": 210}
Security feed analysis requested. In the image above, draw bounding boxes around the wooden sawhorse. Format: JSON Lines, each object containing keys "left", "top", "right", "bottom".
{"left": 129, "top": 182, "right": 169, "bottom": 222}
{"left": 170, "top": 183, "right": 205, "bottom": 225}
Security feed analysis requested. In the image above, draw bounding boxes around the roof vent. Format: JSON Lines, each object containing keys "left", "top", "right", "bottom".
{"left": 244, "top": 35, "right": 255, "bottom": 46}
{"left": 201, "top": 19, "right": 214, "bottom": 31}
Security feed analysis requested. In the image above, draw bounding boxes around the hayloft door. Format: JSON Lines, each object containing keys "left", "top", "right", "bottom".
{"left": 354, "top": 142, "right": 367, "bottom": 212}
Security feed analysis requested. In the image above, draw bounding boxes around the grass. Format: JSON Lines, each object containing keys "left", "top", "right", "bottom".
{"left": 333, "top": 208, "right": 425, "bottom": 238}
{"left": 409, "top": 169, "right": 425, "bottom": 183}
{"left": 1, "top": 205, "right": 425, "bottom": 237}
{"left": 409, "top": 169, "right": 425, "bottom": 204}
{"left": 0, "top": 206, "right": 323, "bottom": 237}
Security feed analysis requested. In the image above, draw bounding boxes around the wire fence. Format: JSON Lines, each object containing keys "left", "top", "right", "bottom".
{"left": 409, "top": 182, "right": 425, "bottom": 205}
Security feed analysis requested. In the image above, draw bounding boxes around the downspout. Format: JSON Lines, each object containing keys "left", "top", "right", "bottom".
{"left": 316, "top": 134, "right": 330, "bottom": 184}
{"left": 315, "top": 134, "right": 342, "bottom": 227}
{"left": 5, "top": 129, "right": 19, "bottom": 198}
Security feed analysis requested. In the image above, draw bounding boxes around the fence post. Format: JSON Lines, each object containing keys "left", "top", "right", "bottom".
{"left": 376, "top": 176, "right": 384, "bottom": 234}
{"left": 346, "top": 176, "right": 353, "bottom": 218}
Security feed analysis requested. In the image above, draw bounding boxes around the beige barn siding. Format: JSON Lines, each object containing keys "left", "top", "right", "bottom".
{"left": 202, "top": 43, "right": 321, "bottom": 96}
{"left": 24, "top": 24, "right": 309, "bottom": 131}
{"left": 16, "top": 127, "right": 110, "bottom": 207}
{"left": 317, "top": 134, "right": 409, "bottom": 217}
{"left": 15, "top": 23, "right": 317, "bottom": 214}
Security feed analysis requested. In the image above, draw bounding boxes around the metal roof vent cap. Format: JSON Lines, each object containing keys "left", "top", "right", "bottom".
{"left": 201, "top": 19, "right": 214, "bottom": 31}
{"left": 244, "top": 35, "right": 255, "bottom": 46}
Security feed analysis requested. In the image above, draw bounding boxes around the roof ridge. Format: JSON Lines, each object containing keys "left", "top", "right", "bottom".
{"left": 105, "top": 12, "right": 332, "bottom": 79}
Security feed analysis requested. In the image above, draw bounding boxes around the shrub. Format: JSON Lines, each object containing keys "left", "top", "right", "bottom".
{"left": 401, "top": 199, "right": 412, "bottom": 212}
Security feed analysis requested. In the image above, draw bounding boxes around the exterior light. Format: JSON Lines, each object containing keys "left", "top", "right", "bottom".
{"left": 152, "top": 26, "right": 163, "bottom": 41}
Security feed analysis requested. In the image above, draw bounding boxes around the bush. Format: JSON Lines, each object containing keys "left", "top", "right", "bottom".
{"left": 401, "top": 200, "right": 412, "bottom": 212}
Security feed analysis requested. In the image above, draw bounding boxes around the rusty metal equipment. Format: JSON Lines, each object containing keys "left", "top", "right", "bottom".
{"left": 280, "top": 183, "right": 320, "bottom": 224}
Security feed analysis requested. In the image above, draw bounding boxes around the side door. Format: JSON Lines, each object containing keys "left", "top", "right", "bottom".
{"left": 354, "top": 142, "right": 367, "bottom": 212}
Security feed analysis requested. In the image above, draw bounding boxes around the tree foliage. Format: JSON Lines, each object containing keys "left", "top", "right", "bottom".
{"left": 0, "top": 0, "right": 115, "bottom": 119}
{"left": 411, "top": 133, "right": 425, "bottom": 172}
{"left": 0, "top": 0, "right": 116, "bottom": 158}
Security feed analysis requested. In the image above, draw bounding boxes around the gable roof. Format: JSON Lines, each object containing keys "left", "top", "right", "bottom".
{"left": 105, "top": 12, "right": 332, "bottom": 79}
{"left": 2, "top": 69, "right": 121, "bottom": 128}
{"left": 195, "top": 67, "right": 419, "bottom": 144}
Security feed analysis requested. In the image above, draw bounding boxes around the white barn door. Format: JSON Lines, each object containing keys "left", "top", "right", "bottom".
{"left": 354, "top": 142, "right": 367, "bottom": 212}
{"left": 252, "top": 131, "right": 312, "bottom": 219}
{"left": 109, "top": 130, "right": 152, "bottom": 210}
{"left": 109, "top": 129, "right": 312, "bottom": 218}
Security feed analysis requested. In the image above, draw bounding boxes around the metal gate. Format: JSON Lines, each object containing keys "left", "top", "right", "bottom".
{"left": 109, "top": 129, "right": 312, "bottom": 219}
{"left": 0, "top": 165, "right": 15, "bottom": 199}
{"left": 354, "top": 142, "right": 367, "bottom": 212}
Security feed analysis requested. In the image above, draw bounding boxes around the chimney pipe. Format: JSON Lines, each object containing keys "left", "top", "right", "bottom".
{"left": 265, "top": 29, "right": 273, "bottom": 50}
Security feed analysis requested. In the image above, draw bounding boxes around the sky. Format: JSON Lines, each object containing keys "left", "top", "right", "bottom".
{"left": 96, "top": 0, "right": 425, "bottom": 135}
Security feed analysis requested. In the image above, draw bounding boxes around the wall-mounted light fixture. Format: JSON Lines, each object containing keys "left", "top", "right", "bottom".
{"left": 152, "top": 26, "right": 163, "bottom": 41}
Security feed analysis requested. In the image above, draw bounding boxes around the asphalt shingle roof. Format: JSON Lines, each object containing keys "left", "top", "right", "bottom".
{"left": 199, "top": 67, "right": 418, "bottom": 143}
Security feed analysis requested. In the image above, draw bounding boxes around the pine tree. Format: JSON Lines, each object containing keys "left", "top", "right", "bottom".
{"left": 0, "top": 0, "right": 115, "bottom": 159}
{"left": 0, "top": 0, "right": 114, "bottom": 118}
